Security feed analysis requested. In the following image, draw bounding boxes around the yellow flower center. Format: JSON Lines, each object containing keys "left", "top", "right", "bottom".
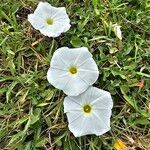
{"left": 46, "top": 18, "right": 53, "bottom": 25}
{"left": 83, "top": 104, "right": 92, "bottom": 113}
{"left": 69, "top": 66, "right": 77, "bottom": 74}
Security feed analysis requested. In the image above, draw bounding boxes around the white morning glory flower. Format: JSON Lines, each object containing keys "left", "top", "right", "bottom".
{"left": 64, "top": 86, "right": 113, "bottom": 137}
{"left": 47, "top": 47, "right": 99, "bottom": 96}
{"left": 28, "top": 2, "right": 71, "bottom": 37}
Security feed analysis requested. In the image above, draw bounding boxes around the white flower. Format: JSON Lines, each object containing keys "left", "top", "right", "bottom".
{"left": 47, "top": 47, "right": 99, "bottom": 96}
{"left": 28, "top": 2, "right": 71, "bottom": 37}
{"left": 64, "top": 86, "right": 113, "bottom": 137}
{"left": 112, "top": 24, "right": 122, "bottom": 40}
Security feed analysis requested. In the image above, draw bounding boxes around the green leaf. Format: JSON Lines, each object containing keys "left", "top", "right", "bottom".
{"left": 136, "top": 72, "right": 150, "bottom": 78}
{"left": 42, "top": 89, "right": 54, "bottom": 101}
{"left": 54, "top": 132, "right": 67, "bottom": 147}
{"left": 9, "top": 131, "right": 25, "bottom": 144}
{"left": 24, "top": 109, "right": 40, "bottom": 132}
{"left": 15, "top": 117, "right": 28, "bottom": 125}
{"left": 6, "top": 81, "right": 18, "bottom": 102}
{"left": 133, "top": 118, "right": 150, "bottom": 125}
{"left": 111, "top": 69, "right": 126, "bottom": 79}
{"left": 77, "top": 15, "right": 90, "bottom": 32}
{"left": 34, "top": 137, "right": 48, "bottom": 147}
{"left": 120, "top": 86, "right": 138, "bottom": 110}
{"left": 70, "top": 36, "right": 83, "bottom": 47}
{"left": 37, "top": 103, "right": 49, "bottom": 107}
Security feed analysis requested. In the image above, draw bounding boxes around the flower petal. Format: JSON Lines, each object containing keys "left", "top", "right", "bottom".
{"left": 28, "top": 14, "right": 45, "bottom": 30}
{"left": 75, "top": 86, "right": 98, "bottom": 104}
{"left": 78, "top": 58, "right": 99, "bottom": 85}
{"left": 35, "top": 25, "right": 58, "bottom": 37}
{"left": 34, "top": 2, "right": 63, "bottom": 19}
{"left": 63, "top": 75, "right": 89, "bottom": 96}
{"left": 77, "top": 86, "right": 113, "bottom": 109}
{"left": 50, "top": 47, "right": 70, "bottom": 69}
{"left": 66, "top": 109, "right": 111, "bottom": 137}
{"left": 91, "top": 88, "right": 113, "bottom": 109}
{"left": 93, "top": 109, "right": 112, "bottom": 134}
{"left": 47, "top": 67, "right": 88, "bottom": 96}
{"left": 71, "top": 47, "right": 92, "bottom": 65}
{"left": 64, "top": 96, "right": 82, "bottom": 113}
{"left": 55, "top": 47, "right": 92, "bottom": 67}
{"left": 66, "top": 111, "right": 85, "bottom": 137}
{"left": 47, "top": 68, "right": 70, "bottom": 90}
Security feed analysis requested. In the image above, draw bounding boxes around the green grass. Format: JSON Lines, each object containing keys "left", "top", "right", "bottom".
{"left": 0, "top": 0, "right": 150, "bottom": 149}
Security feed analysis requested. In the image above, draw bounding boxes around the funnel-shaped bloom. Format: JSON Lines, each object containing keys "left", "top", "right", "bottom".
{"left": 28, "top": 2, "right": 71, "bottom": 37}
{"left": 47, "top": 47, "right": 99, "bottom": 96}
{"left": 64, "top": 86, "right": 113, "bottom": 137}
